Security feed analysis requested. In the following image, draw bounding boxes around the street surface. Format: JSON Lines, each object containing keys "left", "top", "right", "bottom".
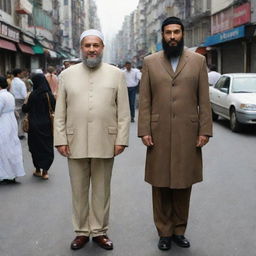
{"left": 0, "top": 116, "right": 256, "bottom": 256}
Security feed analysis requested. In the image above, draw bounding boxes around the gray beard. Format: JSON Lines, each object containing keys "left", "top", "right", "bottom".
{"left": 82, "top": 55, "right": 102, "bottom": 68}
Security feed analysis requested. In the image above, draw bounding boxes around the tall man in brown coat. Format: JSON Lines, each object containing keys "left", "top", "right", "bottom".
{"left": 138, "top": 17, "right": 212, "bottom": 251}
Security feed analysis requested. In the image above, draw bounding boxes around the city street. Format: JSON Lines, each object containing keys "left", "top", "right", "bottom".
{"left": 0, "top": 117, "right": 256, "bottom": 256}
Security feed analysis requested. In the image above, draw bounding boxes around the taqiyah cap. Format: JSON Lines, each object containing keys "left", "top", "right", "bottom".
{"left": 80, "top": 29, "right": 104, "bottom": 44}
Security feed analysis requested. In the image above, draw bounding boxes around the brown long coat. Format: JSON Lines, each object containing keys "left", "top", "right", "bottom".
{"left": 138, "top": 49, "right": 212, "bottom": 189}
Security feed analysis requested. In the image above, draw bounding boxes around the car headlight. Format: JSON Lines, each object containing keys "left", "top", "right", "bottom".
{"left": 240, "top": 104, "right": 256, "bottom": 111}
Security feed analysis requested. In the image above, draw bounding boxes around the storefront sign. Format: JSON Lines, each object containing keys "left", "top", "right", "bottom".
{"left": 204, "top": 26, "right": 245, "bottom": 46}
{"left": 0, "top": 22, "right": 20, "bottom": 42}
{"left": 233, "top": 2, "right": 251, "bottom": 27}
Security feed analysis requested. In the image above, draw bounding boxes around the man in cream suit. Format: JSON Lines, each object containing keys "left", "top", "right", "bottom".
{"left": 54, "top": 29, "right": 130, "bottom": 251}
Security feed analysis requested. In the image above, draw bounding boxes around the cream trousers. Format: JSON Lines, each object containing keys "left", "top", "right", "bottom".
{"left": 68, "top": 158, "right": 114, "bottom": 237}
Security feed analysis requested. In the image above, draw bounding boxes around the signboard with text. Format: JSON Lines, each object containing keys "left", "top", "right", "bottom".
{"left": 233, "top": 3, "right": 251, "bottom": 27}
{"left": 204, "top": 26, "right": 245, "bottom": 47}
{"left": 0, "top": 22, "right": 20, "bottom": 42}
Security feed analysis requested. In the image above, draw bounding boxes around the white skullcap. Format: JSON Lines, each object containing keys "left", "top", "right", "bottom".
{"left": 80, "top": 29, "right": 104, "bottom": 44}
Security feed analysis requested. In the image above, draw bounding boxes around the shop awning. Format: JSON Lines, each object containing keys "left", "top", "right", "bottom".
{"left": 32, "top": 44, "right": 44, "bottom": 54}
{"left": 0, "top": 39, "right": 17, "bottom": 51}
{"left": 58, "top": 51, "right": 69, "bottom": 58}
{"left": 188, "top": 46, "right": 207, "bottom": 55}
{"left": 17, "top": 43, "right": 34, "bottom": 55}
{"left": 44, "top": 49, "right": 57, "bottom": 58}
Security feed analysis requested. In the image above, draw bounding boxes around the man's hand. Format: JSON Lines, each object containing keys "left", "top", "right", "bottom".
{"left": 57, "top": 145, "right": 70, "bottom": 157}
{"left": 196, "top": 135, "right": 209, "bottom": 147}
{"left": 142, "top": 135, "right": 154, "bottom": 147}
{"left": 114, "top": 145, "right": 125, "bottom": 156}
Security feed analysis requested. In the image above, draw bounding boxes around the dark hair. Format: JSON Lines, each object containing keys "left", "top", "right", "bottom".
{"left": 12, "top": 68, "right": 22, "bottom": 77}
{"left": 125, "top": 61, "right": 131, "bottom": 65}
{"left": 0, "top": 76, "right": 8, "bottom": 89}
{"left": 161, "top": 16, "right": 184, "bottom": 32}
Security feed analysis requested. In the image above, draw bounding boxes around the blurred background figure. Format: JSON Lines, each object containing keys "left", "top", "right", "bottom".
{"left": 208, "top": 64, "right": 221, "bottom": 87}
{"left": 10, "top": 68, "right": 27, "bottom": 140}
{"left": 123, "top": 61, "right": 141, "bottom": 122}
{"left": 45, "top": 66, "right": 59, "bottom": 98}
{"left": 22, "top": 74, "right": 55, "bottom": 180}
{"left": 0, "top": 76, "right": 25, "bottom": 184}
{"left": 6, "top": 71, "right": 13, "bottom": 91}
{"left": 63, "top": 60, "right": 71, "bottom": 69}
{"left": 22, "top": 68, "right": 33, "bottom": 92}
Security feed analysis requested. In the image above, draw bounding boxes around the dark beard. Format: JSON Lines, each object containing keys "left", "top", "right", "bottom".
{"left": 162, "top": 37, "right": 184, "bottom": 59}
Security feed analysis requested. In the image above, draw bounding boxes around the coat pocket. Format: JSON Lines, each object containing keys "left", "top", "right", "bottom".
{"left": 108, "top": 127, "right": 117, "bottom": 135}
{"left": 151, "top": 114, "right": 159, "bottom": 122}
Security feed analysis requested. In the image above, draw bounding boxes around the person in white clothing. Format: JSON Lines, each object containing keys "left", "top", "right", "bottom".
{"left": 0, "top": 76, "right": 25, "bottom": 184}
{"left": 10, "top": 68, "right": 27, "bottom": 139}
{"left": 123, "top": 61, "right": 141, "bottom": 122}
{"left": 208, "top": 64, "right": 221, "bottom": 87}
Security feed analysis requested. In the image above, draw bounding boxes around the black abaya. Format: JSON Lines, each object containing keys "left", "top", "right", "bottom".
{"left": 22, "top": 74, "right": 55, "bottom": 170}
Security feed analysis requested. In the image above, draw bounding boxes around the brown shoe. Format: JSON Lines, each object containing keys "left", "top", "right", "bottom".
{"left": 92, "top": 235, "right": 113, "bottom": 250}
{"left": 33, "top": 171, "right": 42, "bottom": 177}
{"left": 70, "top": 236, "right": 89, "bottom": 250}
{"left": 42, "top": 171, "right": 49, "bottom": 180}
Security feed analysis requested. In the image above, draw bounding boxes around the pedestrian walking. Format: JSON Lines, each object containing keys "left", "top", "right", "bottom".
{"left": 123, "top": 61, "right": 141, "bottom": 122}
{"left": 208, "top": 64, "right": 221, "bottom": 86}
{"left": 138, "top": 16, "right": 213, "bottom": 251}
{"left": 22, "top": 74, "right": 55, "bottom": 180}
{"left": 45, "top": 66, "right": 59, "bottom": 98}
{"left": 10, "top": 68, "right": 27, "bottom": 140}
{"left": 54, "top": 29, "right": 130, "bottom": 251}
{"left": 0, "top": 76, "right": 25, "bottom": 184}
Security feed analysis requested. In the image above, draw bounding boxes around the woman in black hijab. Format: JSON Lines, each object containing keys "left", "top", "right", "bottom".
{"left": 22, "top": 74, "right": 55, "bottom": 180}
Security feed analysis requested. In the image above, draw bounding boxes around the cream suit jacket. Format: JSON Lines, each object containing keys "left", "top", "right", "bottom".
{"left": 54, "top": 63, "right": 130, "bottom": 158}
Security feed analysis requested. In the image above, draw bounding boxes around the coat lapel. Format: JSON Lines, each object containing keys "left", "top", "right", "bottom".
{"left": 173, "top": 49, "right": 189, "bottom": 79}
{"left": 159, "top": 51, "right": 175, "bottom": 78}
{"left": 159, "top": 49, "right": 190, "bottom": 79}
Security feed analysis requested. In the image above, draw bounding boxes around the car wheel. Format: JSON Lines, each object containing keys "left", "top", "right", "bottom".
{"left": 212, "top": 109, "right": 218, "bottom": 121}
{"left": 230, "top": 109, "right": 241, "bottom": 132}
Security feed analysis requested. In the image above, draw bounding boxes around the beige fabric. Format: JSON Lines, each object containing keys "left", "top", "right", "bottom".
{"left": 68, "top": 158, "right": 114, "bottom": 237}
{"left": 54, "top": 62, "right": 130, "bottom": 158}
{"left": 152, "top": 187, "right": 191, "bottom": 237}
{"left": 15, "top": 99, "right": 25, "bottom": 137}
{"left": 138, "top": 49, "right": 213, "bottom": 188}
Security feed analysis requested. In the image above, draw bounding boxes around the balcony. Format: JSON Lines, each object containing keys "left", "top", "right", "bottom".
{"left": 16, "top": 0, "right": 33, "bottom": 15}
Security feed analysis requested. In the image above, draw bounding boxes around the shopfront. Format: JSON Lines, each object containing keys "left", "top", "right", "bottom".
{"left": 0, "top": 21, "right": 20, "bottom": 75}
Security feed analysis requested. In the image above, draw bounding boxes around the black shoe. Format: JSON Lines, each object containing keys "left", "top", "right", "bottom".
{"left": 131, "top": 118, "right": 135, "bottom": 123}
{"left": 173, "top": 235, "right": 190, "bottom": 248}
{"left": 158, "top": 237, "right": 171, "bottom": 250}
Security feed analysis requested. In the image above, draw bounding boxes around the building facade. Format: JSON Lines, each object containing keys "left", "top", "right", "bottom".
{"left": 0, "top": 0, "right": 100, "bottom": 75}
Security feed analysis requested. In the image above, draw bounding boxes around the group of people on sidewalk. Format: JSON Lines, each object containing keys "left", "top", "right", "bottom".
{"left": 1, "top": 16, "right": 213, "bottom": 253}
{"left": 0, "top": 67, "right": 57, "bottom": 183}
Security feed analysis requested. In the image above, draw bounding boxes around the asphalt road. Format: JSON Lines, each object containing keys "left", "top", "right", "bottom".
{"left": 0, "top": 117, "right": 256, "bottom": 256}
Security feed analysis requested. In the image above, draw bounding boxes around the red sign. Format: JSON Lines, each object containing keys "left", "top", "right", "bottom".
{"left": 233, "top": 2, "right": 251, "bottom": 27}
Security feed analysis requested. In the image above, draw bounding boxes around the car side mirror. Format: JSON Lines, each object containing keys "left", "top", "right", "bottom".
{"left": 220, "top": 88, "right": 228, "bottom": 94}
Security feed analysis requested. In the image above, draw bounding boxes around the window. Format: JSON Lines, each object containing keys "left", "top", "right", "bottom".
{"left": 64, "top": 0, "right": 68, "bottom": 5}
{"left": 0, "top": 0, "right": 12, "bottom": 14}
{"left": 216, "top": 76, "right": 230, "bottom": 93}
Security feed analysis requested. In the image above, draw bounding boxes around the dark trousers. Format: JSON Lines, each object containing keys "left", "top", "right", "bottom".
{"left": 152, "top": 186, "right": 192, "bottom": 237}
{"left": 128, "top": 87, "right": 137, "bottom": 120}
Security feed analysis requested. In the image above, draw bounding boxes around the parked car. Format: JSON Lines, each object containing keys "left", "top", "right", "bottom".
{"left": 209, "top": 73, "right": 256, "bottom": 132}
